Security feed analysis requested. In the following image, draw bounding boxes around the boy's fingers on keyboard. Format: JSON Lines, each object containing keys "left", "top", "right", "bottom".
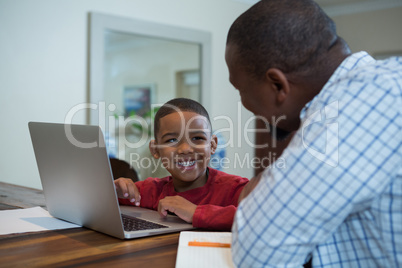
{"left": 126, "top": 182, "right": 140, "bottom": 205}
{"left": 114, "top": 177, "right": 139, "bottom": 201}
{"left": 157, "top": 196, "right": 195, "bottom": 223}
{"left": 157, "top": 201, "right": 168, "bottom": 217}
{"left": 114, "top": 178, "right": 128, "bottom": 198}
{"left": 135, "top": 195, "right": 141, "bottom": 206}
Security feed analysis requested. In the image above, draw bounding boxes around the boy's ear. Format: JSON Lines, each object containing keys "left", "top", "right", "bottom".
{"left": 149, "top": 139, "right": 160, "bottom": 159}
{"left": 210, "top": 135, "right": 218, "bottom": 155}
{"left": 265, "top": 68, "right": 290, "bottom": 104}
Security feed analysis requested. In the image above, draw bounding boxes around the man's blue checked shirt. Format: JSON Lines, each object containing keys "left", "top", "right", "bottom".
{"left": 232, "top": 52, "right": 402, "bottom": 267}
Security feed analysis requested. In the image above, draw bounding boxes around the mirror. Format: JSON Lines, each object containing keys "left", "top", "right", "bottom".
{"left": 88, "top": 13, "right": 211, "bottom": 179}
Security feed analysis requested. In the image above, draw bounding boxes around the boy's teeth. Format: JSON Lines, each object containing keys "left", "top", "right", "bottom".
{"left": 178, "top": 161, "right": 195, "bottom": 167}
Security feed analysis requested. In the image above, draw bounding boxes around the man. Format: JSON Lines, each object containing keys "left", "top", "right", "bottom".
{"left": 225, "top": 0, "right": 402, "bottom": 267}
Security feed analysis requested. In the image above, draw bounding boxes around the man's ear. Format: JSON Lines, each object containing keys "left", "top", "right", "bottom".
{"left": 149, "top": 139, "right": 160, "bottom": 159}
{"left": 265, "top": 68, "right": 290, "bottom": 104}
{"left": 210, "top": 135, "right": 218, "bottom": 155}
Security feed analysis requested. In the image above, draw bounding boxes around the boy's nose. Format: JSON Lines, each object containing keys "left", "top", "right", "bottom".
{"left": 177, "top": 141, "right": 194, "bottom": 154}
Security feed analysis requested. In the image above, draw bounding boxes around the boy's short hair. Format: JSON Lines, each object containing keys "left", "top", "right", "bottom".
{"left": 154, "top": 98, "right": 211, "bottom": 139}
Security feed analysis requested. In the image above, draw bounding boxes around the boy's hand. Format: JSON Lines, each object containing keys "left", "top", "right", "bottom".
{"left": 157, "top": 196, "right": 196, "bottom": 223}
{"left": 114, "top": 177, "right": 141, "bottom": 206}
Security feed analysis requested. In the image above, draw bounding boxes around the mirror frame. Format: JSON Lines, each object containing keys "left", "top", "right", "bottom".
{"left": 88, "top": 12, "right": 211, "bottom": 125}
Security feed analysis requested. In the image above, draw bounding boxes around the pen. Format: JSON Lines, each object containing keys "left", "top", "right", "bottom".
{"left": 188, "top": 241, "right": 231, "bottom": 248}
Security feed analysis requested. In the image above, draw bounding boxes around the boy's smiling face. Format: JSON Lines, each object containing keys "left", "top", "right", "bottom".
{"left": 150, "top": 111, "right": 217, "bottom": 192}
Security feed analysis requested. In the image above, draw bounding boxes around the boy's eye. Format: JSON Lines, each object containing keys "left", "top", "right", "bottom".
{"left": 165, "top": 138, "right": 177, "bottom": 143}
{"left": 192, "top": 136, "right": 206, "bottom": 142}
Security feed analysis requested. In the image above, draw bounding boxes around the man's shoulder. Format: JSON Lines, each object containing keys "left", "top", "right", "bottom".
{"left": 315, "top": 54, "right": 402, "bottom": 108}
{"left": 348, "top": 56, "right": 402, "bottom": 80}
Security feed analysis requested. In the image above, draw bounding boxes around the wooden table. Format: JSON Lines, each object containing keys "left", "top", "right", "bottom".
{"left": 0, "top": 182, "right": 180, "bottom": 267}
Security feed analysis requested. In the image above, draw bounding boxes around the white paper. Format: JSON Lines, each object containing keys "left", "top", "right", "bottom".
{"left": 175, "top": 231, "right": 234, "bottom": 268}
{"left": 0, "top": 206, "right": 80, "bottom": 235}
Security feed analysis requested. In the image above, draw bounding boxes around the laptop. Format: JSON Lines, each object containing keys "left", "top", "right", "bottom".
{"left": 28, "top": 122, "right": 195, "bottom": 239}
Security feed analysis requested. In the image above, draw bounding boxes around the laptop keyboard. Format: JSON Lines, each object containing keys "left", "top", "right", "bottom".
{"left": 122, "top": 215, "right": 168, "bottom": 231}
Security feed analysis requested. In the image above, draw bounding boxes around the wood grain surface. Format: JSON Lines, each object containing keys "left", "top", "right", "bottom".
{"left": 0, "top": 182, "right": 180, "bottom": 268}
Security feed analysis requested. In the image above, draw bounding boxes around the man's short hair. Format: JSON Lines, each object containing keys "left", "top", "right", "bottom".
{"left": 227, "top": 0, "right": 338, "bottom": 80}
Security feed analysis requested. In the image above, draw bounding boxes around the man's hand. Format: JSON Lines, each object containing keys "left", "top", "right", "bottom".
{"left": 158, "top": 196, "right": 197, "bottom": 223}
{"left": 238, "top": 171, "right": 263, "bottom": 204}
{"left": 114, "top": 177, "right": 141, "bottom": 206}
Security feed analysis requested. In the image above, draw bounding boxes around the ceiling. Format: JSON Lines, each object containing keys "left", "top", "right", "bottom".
{"left": 234, "top": 0, "right": 402, "bottom": 16}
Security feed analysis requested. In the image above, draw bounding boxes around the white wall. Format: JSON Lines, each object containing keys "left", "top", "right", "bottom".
{"left": 331, "top": 6, "right": 402, "bottom": 55}
{"left": 104, "top": 39, "right": 200, "bottom": 114}
{"left": 0, "top": 0, "right": 254, "bottom": 189}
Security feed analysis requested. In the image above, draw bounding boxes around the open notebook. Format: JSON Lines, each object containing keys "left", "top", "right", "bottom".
{"left": 176, "top": 231, "right": 234, "bottom": 268}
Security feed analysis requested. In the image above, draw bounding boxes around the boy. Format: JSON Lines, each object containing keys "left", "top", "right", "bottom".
{"left": 114, "top": 98, "right": 249, "bottom": 231}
